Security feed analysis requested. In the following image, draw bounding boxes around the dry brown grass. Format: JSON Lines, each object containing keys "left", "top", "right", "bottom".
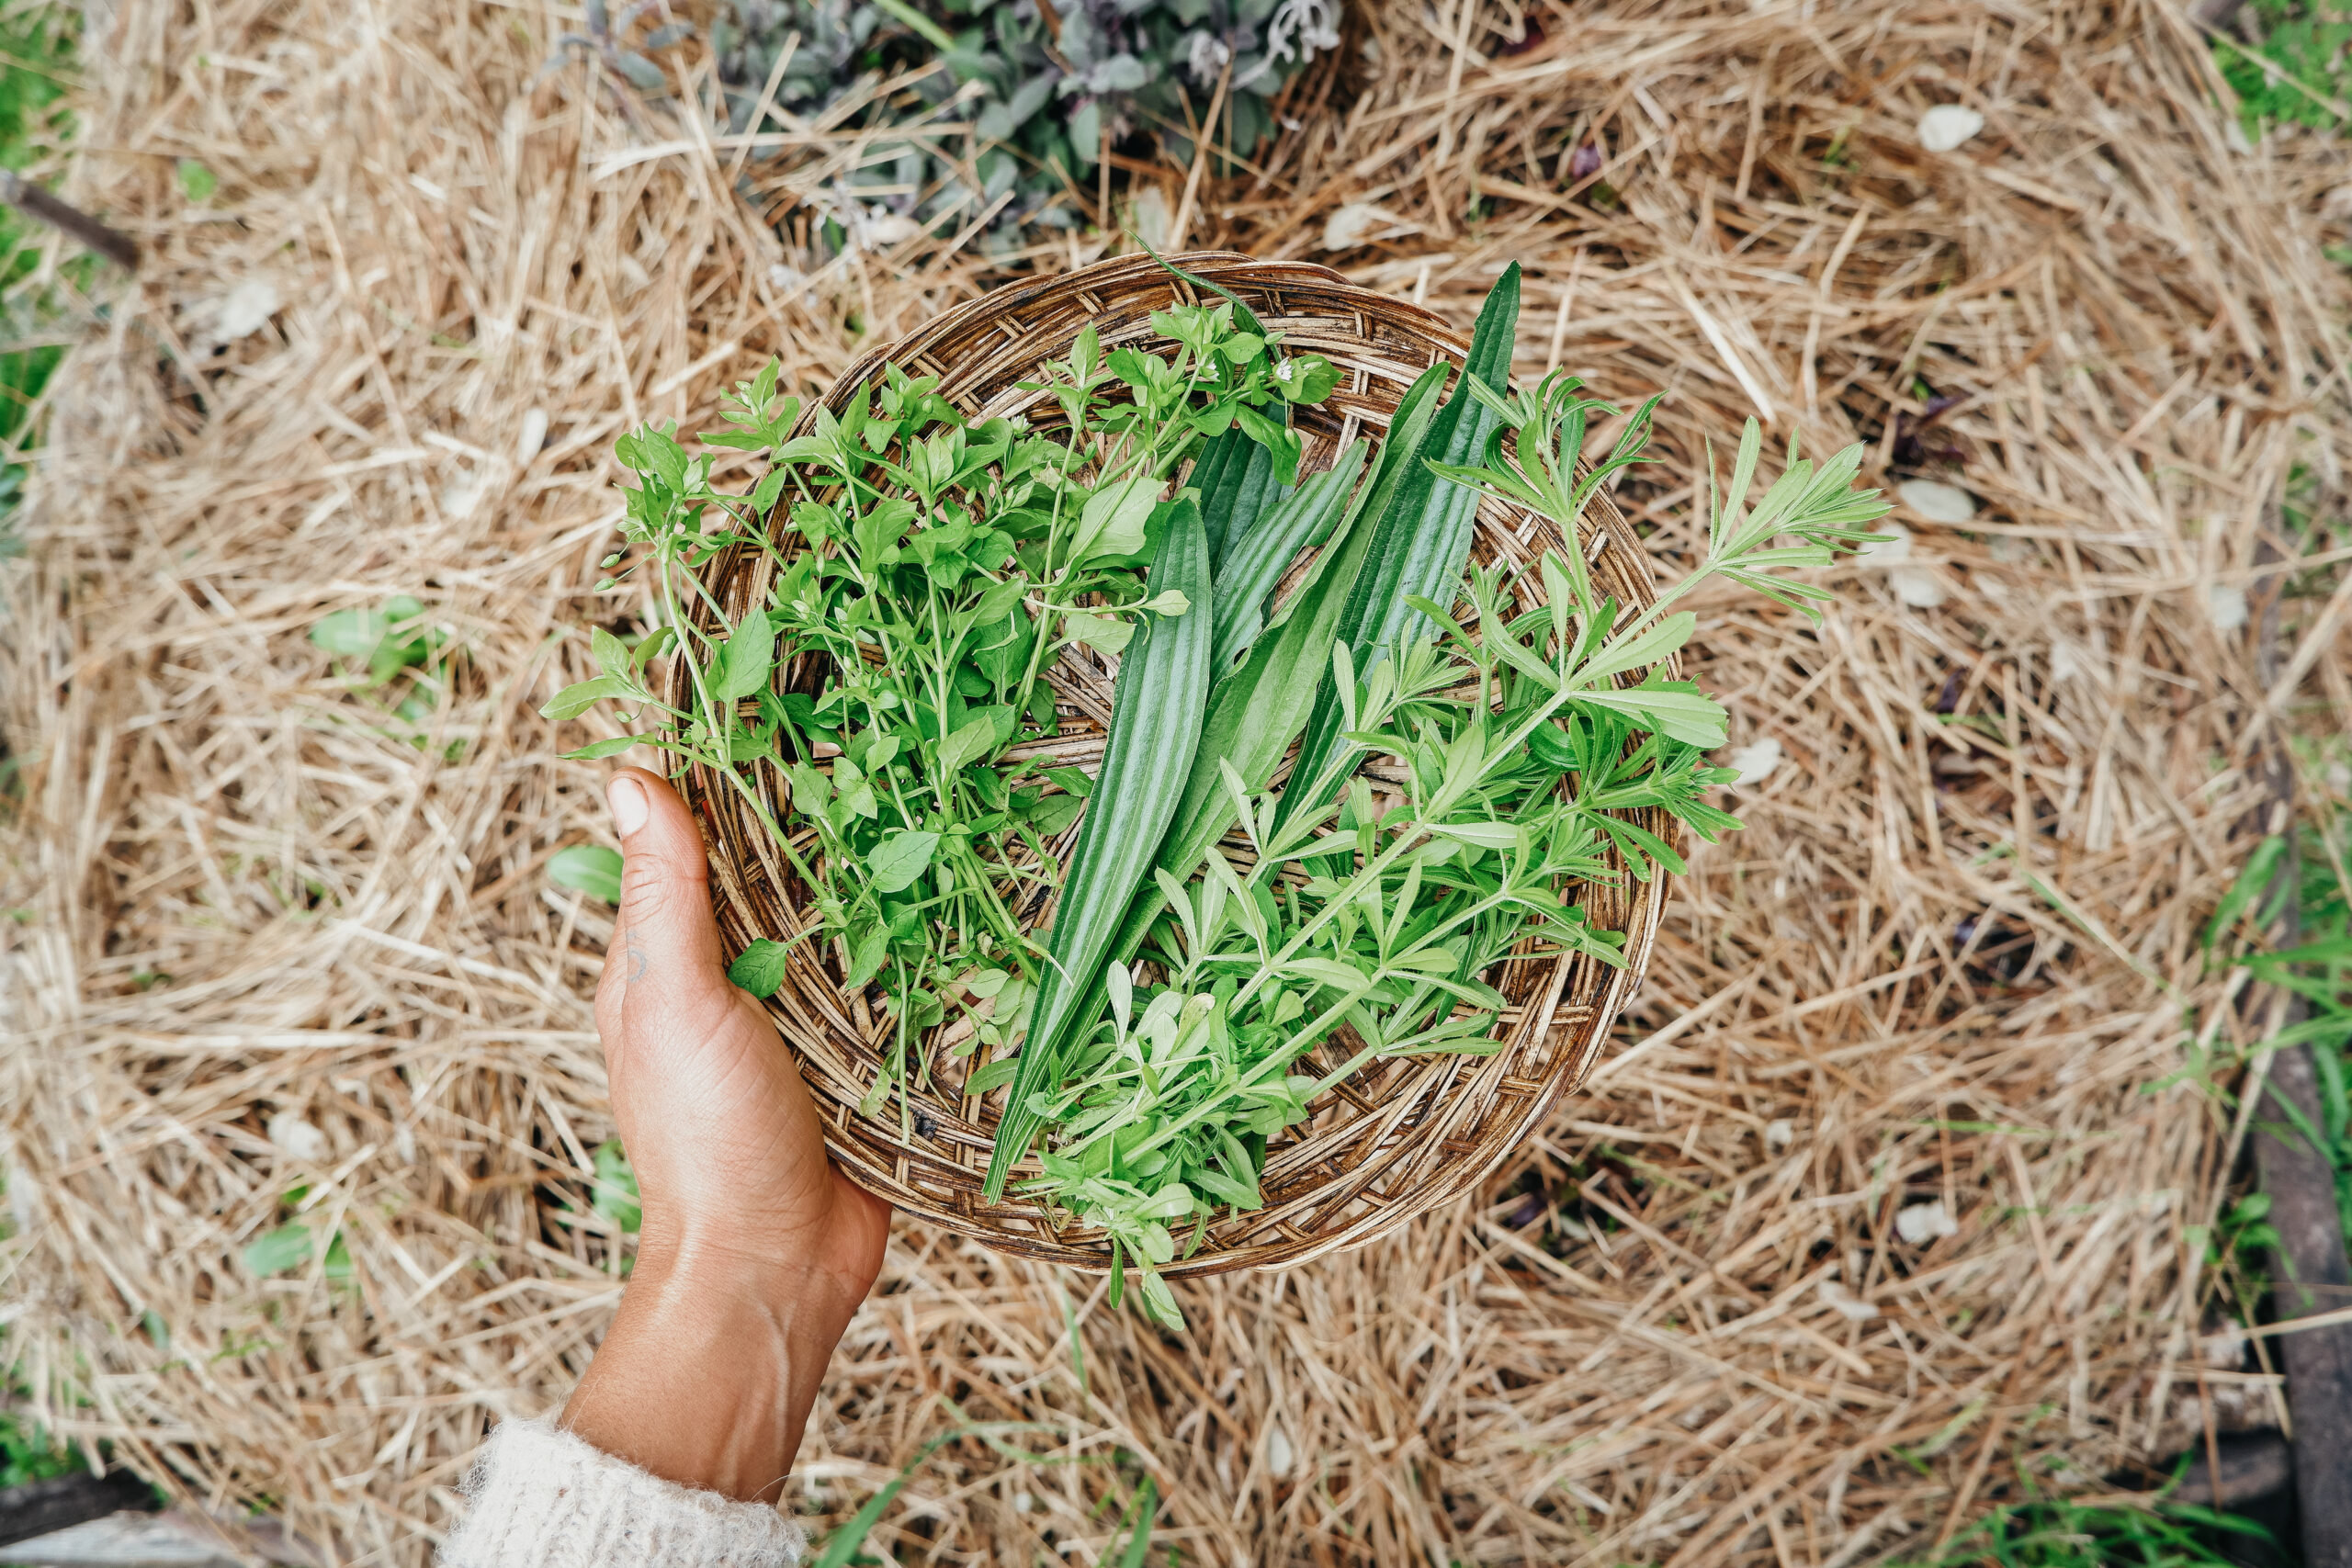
{"left": 4, "top": 1, "right": 2349, "bottom": 1564}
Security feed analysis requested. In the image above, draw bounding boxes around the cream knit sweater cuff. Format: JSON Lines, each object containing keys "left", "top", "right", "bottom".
{"left": 440, "top": 1416, "right": 807, "bottom": 1567}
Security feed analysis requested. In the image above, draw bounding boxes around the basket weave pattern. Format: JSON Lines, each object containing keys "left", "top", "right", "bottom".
{"left": 678, "top": 254, "right": 1670, "bottom": 1276}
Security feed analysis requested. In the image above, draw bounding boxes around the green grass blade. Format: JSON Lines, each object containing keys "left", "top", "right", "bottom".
{"left": 1137, "top": 243, "right": 1269, "bottom": 337}
{"left": 1116, "top": 1475, "right": 1159, "bottom": 1568}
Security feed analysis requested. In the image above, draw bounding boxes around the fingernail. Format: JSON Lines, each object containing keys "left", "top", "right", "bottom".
{"left": 607, "top": 775, "right": 650, "bottom": 837}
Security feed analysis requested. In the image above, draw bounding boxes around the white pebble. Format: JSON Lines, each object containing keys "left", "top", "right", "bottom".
{"left": 1890, "top": 566, "right": 1950, "bottom": 609}
{"left": 1897, "top": 479, "right": 1978, "bottom": 525}
{"left": 1319, "top": 202, "right": 1408, "bottom": 252}
{"left": 517, "top": 408, "right": 549, "bottom": 464}
{"left": 1858, "top": 523, "right": 1914, "bottom": 564}
{"left": 1012, "top": 1492, "right": 1036, "bottom": 1514}
{"left": 217, "top": 277, "right": 282, "bottom": 341}
{"left": 1764, "top": 1119, "right": 1795, "bottom": 1151}
{"left": 863, "top": 211, "right": 923, "bottom": 248}
{"left": 1725, "top": 736, "right": 1782, "bottom": 787}
{"left": 1917, "top": 105, "right": 1985, "bottom": 152}
{"left": 1266, "top": 1422, "right": 1294, "bottom": 1478}
{"left": 2208, "top": 583, "right": 2249, "bottom": 632}
{"left": 1127, "top": 186, "right": 1171, "bottom": 251}
{"left": 439, "top": 466, "right": 490, "bottom": 523}
{"left": 1894, "top": 1200, "right": 1959, "bottom": 1246}
{"left": 1820, "top": 1279, "right": 1880, "bottom": 1322}
{"left": 1860, "top": 523, "right": 1950, "bottom": 604}
{"left": 268, "top": 1112, "right": 331, "bottom": 1165}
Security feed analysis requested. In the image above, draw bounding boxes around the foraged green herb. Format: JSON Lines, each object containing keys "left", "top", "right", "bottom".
{"left": 1098, "top": 359, "right": 1453, "bottom": 975}
{"left": 549, "top": 304, "right": 1337, "bottom": 1124}
{"left": 1021, "top": 400, "right": 1890, "bottom": 1325}
{"left": 548, "top": 261, "right": 1890, "bottom": 1332}
{"left": 981, "top": 498, "right": 1216, "bottom": 1199}
{"left": 1274, "top": 263, "right": 1522, "bottom": 835}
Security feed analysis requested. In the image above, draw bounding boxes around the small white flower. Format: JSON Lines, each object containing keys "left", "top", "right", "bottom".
{"left": 2208, "top": 583, "right": 2249, "bottom": 632}
{"left": 1897, "top": 479, "right": 1978, "bottom": 525}
{"left": 1264, "top": 0, "right": 1341, "bottom": 66}
{"left": 1764, "top": 1119, "right": 1795, "bottom": 1151}
{"left": 1185, "top": 30, "right": 1231, "bottom": 84}
{"left": 1917, "top": 104, "right": 1985, "bottom": 152}
{"left": 1894, "top": 1201, "right": 1959, "bottom": 1246}
{"left": 1725, "top": 736, "right": 1782, "bottom": 787}
{"left": 1274, "top": 357, "right": 1294, "bottom": 382}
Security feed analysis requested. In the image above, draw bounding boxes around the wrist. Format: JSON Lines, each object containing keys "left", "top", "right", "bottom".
{"left": 560, "top": 1235, "right": 843, "bottom": 1502}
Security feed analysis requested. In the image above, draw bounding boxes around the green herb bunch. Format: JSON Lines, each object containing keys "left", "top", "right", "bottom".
{"left": 1022, "top": 407, "right": 1894, "bottom": 1326}
{"left": 547, "top": 255, "right": 1892, "bottom": 1333}
{"left": 546, "top": 302, "right": 1338, "bottom": 1116}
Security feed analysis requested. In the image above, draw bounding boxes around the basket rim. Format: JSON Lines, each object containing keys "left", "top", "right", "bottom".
{"left": 670, "top": 252, "right": 1673, "bottom": 1277}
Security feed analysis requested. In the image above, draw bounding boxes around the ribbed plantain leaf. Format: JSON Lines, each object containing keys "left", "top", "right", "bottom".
{"left": 1272, "top": 264, "right": 1522, "bottom": 835}
{"left": 981, "top": 499, "right": 1216, "bottom": 1199}
{"left": 1193, "top": 425, "right": 1287, "bottom": 575}
{"left": 1208, "top": 439, "right": 1363, "bottom": 674}
{"left": 1099, "top": 360, "right": 1454, "bottom": 973}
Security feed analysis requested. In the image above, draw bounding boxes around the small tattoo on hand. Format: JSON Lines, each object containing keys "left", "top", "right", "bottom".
{"left": 625, "top": 934, "right": 650, "bottom": 984}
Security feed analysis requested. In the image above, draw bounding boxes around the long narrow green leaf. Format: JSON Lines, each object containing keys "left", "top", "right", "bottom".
{"left": 1116, "top": 1476, "right": 1159, "bottom": 1568}
{"left": 983, "top": 501, "right": 1216, "bottom": 1199}
{"left": 1272, "top": 264, "right": 1522, "bottom": 834}
{"left": 1193, "top": 423, "right": 1287, "bottom": 573}
{"left": 1208, "top": 439, "right": 1364, "bottom": 672}
{"left": 1098, "top": 362, "right": 1453, "bottom": 972}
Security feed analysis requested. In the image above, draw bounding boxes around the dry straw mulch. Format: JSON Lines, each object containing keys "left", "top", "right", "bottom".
{"left": 4, "top": 2, "right": 2348, "bottom": 1564}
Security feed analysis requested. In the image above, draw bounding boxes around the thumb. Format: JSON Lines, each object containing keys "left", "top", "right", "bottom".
{"left": 607, "top": 768, "right": 725, "bottom": 982}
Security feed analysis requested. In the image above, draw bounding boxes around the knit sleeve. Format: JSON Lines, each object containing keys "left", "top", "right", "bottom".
{"left": 439, "top": 1416, "right": 807, "bottom": 1568}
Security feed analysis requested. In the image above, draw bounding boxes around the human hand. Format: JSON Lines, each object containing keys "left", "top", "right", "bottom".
{"left": 561, "top": 767, "right": 890, "bottom": 1503}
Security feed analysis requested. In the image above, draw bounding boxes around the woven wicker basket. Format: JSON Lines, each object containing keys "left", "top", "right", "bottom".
{"left": 678, "top": 252, "right": 1670, "bottom": 1277}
